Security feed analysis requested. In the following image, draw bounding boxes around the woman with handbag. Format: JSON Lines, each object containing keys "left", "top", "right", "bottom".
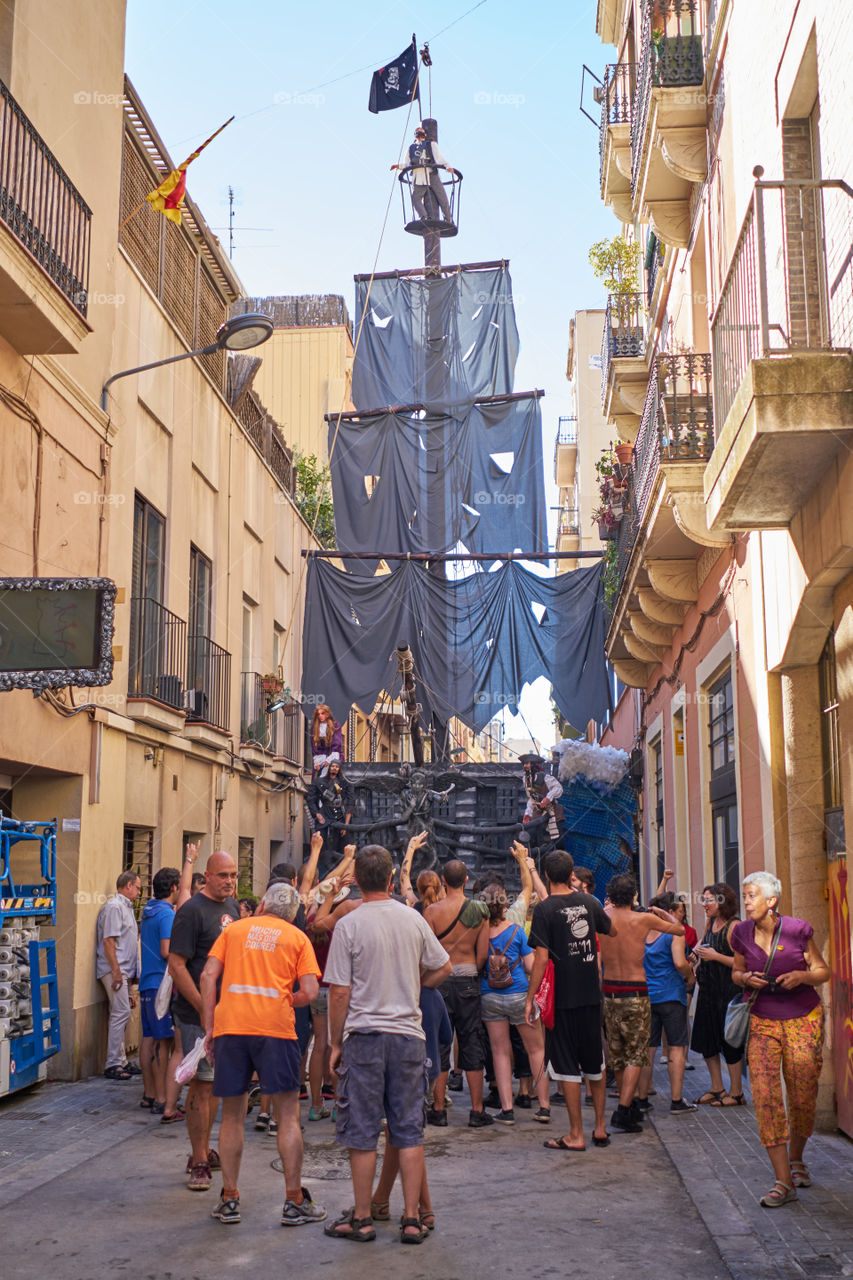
{"left": 476, "top": 883, "right": 551, "bottom": 1125}
{"left": 689, "top": 883, "right": 744, "bottom": 1105}
{"left": 730, "top": 871, "right": 829, "bottom": 1208}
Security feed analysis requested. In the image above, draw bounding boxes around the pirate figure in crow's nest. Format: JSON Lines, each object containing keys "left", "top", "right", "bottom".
{"left": 519, "top": 752, "right": 566, "bottom": 854}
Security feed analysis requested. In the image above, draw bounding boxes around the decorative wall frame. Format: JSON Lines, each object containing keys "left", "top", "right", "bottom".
{"left": 0, "top": 577, "right": 116, "bottom": 692}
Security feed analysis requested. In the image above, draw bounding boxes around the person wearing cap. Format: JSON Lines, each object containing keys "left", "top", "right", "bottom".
{"left": 391, "top": 124, "right": 456, "bottom": 223}
{"left": 520, "top": 754, "right": 565, "bottom": 850}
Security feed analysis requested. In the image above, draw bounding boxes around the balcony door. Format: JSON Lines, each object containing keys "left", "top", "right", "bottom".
{"left": 130, "top": 497, "right": 167, "bottom": 700}
{"left": 708, "top": 669, "right": 739, "bottom": 895}
{"left": 187, "top": 547, "right": 212, "bottom": 719}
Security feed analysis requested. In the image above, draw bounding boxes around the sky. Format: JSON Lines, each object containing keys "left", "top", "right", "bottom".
{"left": 124, "top": 0, "right": 617, "bottom": 749}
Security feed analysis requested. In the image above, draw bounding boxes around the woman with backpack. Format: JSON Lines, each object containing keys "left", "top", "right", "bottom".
{"left": 476, "top": 883, "right": 551, "bottom": 1124}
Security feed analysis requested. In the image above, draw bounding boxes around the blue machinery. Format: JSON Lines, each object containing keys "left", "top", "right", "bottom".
{"left": 0, "top": 817, "right": 60, "bottom": 1096}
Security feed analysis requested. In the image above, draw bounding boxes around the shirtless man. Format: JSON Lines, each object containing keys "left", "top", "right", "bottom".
{"left": 424, "top": 860, "right": 492, "bottom": 1127}
{"left": 598, "top": 872, "right": 684, "bottom": 1133}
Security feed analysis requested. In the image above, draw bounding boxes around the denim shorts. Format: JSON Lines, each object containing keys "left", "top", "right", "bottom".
{"left": 140, "top": 990, "right": 174, "bottom": 1040}
{"left": 335, "top": 1031, "right": 428, "bottom": 1151}
{"left": 481, "top": 989, "right": 532, "bottom": 1026}
{"left": 213, "top": 1034, "right": 301, "bottom": 1098}
{"left": 309, "top": 987, "right": 328, "bottom": 1016}
{"left": 173, "top": 1013, "right": 214, "bottom": 1083}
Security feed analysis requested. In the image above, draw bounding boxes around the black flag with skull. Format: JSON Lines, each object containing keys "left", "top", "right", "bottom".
{"left": 368, "top": 35, "right": 420, "bottom": 113}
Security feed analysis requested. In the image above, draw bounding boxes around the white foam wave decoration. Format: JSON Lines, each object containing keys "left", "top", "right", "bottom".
{"left": 552, "top": 739, "right": 629, "bottom": 786}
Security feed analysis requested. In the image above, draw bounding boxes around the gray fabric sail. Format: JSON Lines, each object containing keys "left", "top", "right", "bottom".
{"left": 328, "top": 394, "right": 547, "bottom": 565}
{"left": 301, "top": 557, "right": 611, "bottom": 733}
{"left": 351, "top": 265, "right": 519, "bottom": 410}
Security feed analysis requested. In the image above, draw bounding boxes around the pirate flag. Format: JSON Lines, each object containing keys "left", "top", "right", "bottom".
{"left": 368, "top": 36, "right": 420, "bottom": 113}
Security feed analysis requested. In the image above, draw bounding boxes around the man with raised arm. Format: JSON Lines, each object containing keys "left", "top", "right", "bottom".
{"left": 598, "top": 872, "right": 685, "bottom": 1133}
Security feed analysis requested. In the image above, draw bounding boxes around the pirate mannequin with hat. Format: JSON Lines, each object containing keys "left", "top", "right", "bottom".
{"left": 391, "top": 122, "right": 456, "bottom": 223}
{"left": 520, "top": 753, "right": 566, "bottom": 851}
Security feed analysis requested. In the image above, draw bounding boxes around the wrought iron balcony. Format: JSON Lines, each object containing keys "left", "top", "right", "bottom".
{"left": 554, "top": 416, "right": 578, "bottom": 486}
{"left": 706, "top": 173, "right": 853, "bottom": 530}
{"left": 128, "top": 598, "right": 186, "bottom": 709}
{"left": 240, "top": 672, "right": 281, "bottom": 753}
{"left": 557, "top": 507, "right": 580, "bottom": 538}
{"left": 186, "top": 636, "right": 231, "bottom": 731}
{"left": 599, "top": 63, "right": 635, "bottom": 219}
{"left": 601, "top": 292, "right": 648, "bottom": 427}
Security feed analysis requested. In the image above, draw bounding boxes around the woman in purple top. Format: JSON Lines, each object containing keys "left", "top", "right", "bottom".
{"left": 310, "top": 704, "right": 343, "bottom": 779}
{"left": 730, "top": 871, "right": 829, "bottom": 1209}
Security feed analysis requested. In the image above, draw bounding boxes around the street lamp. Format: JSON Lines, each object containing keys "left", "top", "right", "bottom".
{"left": 100, "top": 312, "right": 274, "bottom": 412}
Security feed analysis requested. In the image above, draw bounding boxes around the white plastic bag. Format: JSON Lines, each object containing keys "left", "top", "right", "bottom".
{"left": 175, "top": 1034, "right": 207, "bottom": 1084}
{"left": 154, "top": 969, "right": 173, "bottom": 1020}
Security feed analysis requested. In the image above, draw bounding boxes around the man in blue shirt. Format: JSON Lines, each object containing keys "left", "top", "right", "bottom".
{"left": 139, "top": 867, "right": 181, "bottom": 1116}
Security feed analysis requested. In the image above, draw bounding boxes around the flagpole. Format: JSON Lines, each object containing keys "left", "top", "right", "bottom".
{"left": 119, "top": 116, "right": 235, "bottom": 232}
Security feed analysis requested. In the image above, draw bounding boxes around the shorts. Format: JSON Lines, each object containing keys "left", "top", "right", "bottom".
{"left": 173, "top": 1013, "right": 214, "bottom": 1083}
{"left": 336, "top": 1031, "right": 428, "bottom": 1151}
{"left": 140, "top": 990, "right": 173, "bottom": 1040}
{"left": 294, "top": 1002, "right": 313, "bottom": 1055}
{"left": 481, "top": 989, "right": 533, "bottom": 1026}
{"left": 545, "top": 1004, "right": 604, "bottom": 1082}
{"left": 212, "top": 1034, "right": 301, "bottom": 1097}
{"left": 438, "top": 976, "right": 486, "bottom": 1071}
{"left": 604, "top": 994, "right": 651, "bottom": 1070}
{"left": 650, "top": 1000, "right": 689, "bottom": 1049}
{"left": 310, "top": 987, "right": 329, "bottom": 1016}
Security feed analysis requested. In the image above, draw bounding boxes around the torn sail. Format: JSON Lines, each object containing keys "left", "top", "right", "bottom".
{"left": 302, "top": 557, "right": 611, "bottom": 732}
{"left": 329, "top": 394, "right": 547, "bottom": 563}
{"left": 351, "top": 264, "right": 519, "bottom": 410}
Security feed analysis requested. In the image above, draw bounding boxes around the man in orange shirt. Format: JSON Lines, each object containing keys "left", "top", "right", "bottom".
{"left": 201, "top": 881, "right": 324, "bottom": 1227}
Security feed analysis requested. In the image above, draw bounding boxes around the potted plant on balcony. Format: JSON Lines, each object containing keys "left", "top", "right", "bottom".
{"left": 592, "top": 504, "right": 619, "bottom": 541}
{"left": 588, "top": 235, "right": 641, "bottom": 295}
{"left": 261, "top": 672, "right": 285, "bottom": 695}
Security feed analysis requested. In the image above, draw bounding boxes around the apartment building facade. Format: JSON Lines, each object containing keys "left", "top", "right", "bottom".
{"left": 592, "top": 0, "right": 853, "bottom": 1132}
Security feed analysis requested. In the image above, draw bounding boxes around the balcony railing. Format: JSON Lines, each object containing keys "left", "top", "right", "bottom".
{"left": 631, "top": 0, "right": 705, "bottom": 194}
{"left": 186, "top": 636, "right": 231, "bottom": 731}
{"left": 711, "top": 175, "right": 853, "bottom": 436}
{"left": 277, "top": 706, "right": 305, "bottom": 764}
{"left": 556, "top": 416, "right": 577, "bottom": 445}
{"left": 241, "top": 671, "right": 289, "bottom": 754}
{"left": 646, "top": 232, "right": 662, "bottom": 307}
{"left": 606, "top": 353, "right": 714, "bottom": 613}
{"left": 128, "top": 598, "right": 186, "bottom": 709}
{"left": 558, "top": 508, "right": 580, "bottom": 538}
{"left": 599, "top": 62, "right": 634, "bottom": 186}
{"left": 601, "top": 292, "right": 646, "bottom": 407}
{"left": 0, "top": 79, "right": 91, "bottom": 316}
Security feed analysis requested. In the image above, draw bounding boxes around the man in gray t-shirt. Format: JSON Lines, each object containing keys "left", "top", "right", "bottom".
{"left": 324, "top": 844, "right": 450, "bottom": 1244}
{"left": 95, "top": 870, "right": 141, "bottom": 1078}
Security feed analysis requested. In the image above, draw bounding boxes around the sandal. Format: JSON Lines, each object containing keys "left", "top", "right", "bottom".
{"left": 419, "top": 1209, "right": 436, "bottom": 1231}
{"left": 696, "top": 1090, "right": 725, "bottom": 1105}
{"left": 370, "top": 1200, "right": 390, "bottom": 1221}
{"left": 718, "top": 1093, "right": 746, "bottom": 1107}
{"left": 324, "top": 1209, "right": 376, "bottom": 1242}
{"left": 160, "top": 1109, "right": 185, "bottom": 1125}
{"left": 139, "top": 1095, "right": 155, "bottom": 1109}
{"left": 103, "top": 1065, "right": 132, "bottom": 1081}
{"left": 759, "top": 1180, "right": 797, "bottom": 1208}
{"left": 790, "top": 1161, "right": 812, "bottom": 1188}
{"left": 400, "top": 1215, "right": 427, "bottom": 1244}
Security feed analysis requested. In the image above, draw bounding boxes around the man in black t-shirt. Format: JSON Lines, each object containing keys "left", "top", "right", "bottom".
{"left": 168, "top": 850, "right": 240, "bottom": 1191}
{"left": 525, "top": 849, "right": 612, "bottom": 1151}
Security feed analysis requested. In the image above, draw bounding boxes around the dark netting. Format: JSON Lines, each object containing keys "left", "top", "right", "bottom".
{"left": 301, "top": 558, "right": 611, "bottom": 733}
{"left": 328, "top": 394, "right": 547, "bottom": 568}
{"left": 351, "top": 265, "right": 519, "bottom": 410}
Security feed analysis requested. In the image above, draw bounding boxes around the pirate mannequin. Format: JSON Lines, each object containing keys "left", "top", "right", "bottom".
{"left": 391, "top": 122, "right": 456, "bottom": 223}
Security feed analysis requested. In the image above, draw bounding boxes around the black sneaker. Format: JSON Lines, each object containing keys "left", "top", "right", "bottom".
{"left": 255, "top": 1112, "right": 270, "bottom": 1132}
{"left": 468, "top": 1109, "right": 495, "bottom": 1128}
{"left": 426, "top": 1106, "right": 447, "bottom": 1127}
{"left": 493, "top": 1108, "right": 515, "bottom": 1125}
{"left": 550, "top": 1089, "right": 564, "bottom": 1105}
{"left": 611, "top": 1105, "right": 644, "bottom": 1134}
{"left": 281, "top": 1187, "right": 327, "bottom": 1226}
{"left": 211, "top": 1195, "right": 241, "bottom": 1224}
{"left": 483, "top": 1087, "right": 501, "bottom": 1110}
{"left": 533, "top": 1107, "right": 551, "bottom": 1123}
{"left": 514, "top": 1093, "right": 532, "bottom": 1109}
{"left": 670, "top": 1098, "right": 698, "bottom": 1114}
{"left": 635, "top": 1097, "right": 653, "bottom": 1113}
{"left": 447, "top": 1070, "right": 464, "bottom": 1092}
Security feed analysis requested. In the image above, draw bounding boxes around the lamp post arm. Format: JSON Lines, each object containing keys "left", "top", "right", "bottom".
{"left": 100, "top": 344, "right": 219, "bottom": 412}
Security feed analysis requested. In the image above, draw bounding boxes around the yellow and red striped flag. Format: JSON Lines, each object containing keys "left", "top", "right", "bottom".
{"left": 146, "top": 116, "right": 234, "bottom": 224}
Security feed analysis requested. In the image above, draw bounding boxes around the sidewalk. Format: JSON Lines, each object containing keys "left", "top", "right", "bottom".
{"left": 647, "top": 1057, "right": 853, "bottom": 1280}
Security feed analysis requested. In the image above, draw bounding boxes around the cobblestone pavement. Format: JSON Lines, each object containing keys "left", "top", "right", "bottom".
{"left": 0, "top": 1053, "right": 849, "bottom": 1280}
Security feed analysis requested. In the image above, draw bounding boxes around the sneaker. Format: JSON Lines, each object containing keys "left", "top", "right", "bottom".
{"left": 447, "top": 1070, "right": 464, "bottom": 1092}
{"left": 281, "top": 1187, "right": 327, "bottom": 1226}
{"left": 255, "top": 1112, "right": 270, "bottom": 1132}
{"left": 514, "top": 1093, "right": 532, "bottom": 1109}
{"left": 468, "top": 1109, "right": 495, "bottom": 1128}
{"left": 207, "top": 1149, "right": 221, "bottom": 1170}
{"left": 309, "top": 1105, "right": 330, "bottom": 1121}
{"left": 670, "top": 1098, "right": 698, "bottom": 1114}
{"left": 634, "top": 1097, "right": 653, "bottom": 1113}
{"left": 610, "top": 1106, "right": 643, "bottom": 1134}
{"left": 267, "top": 1119, "right": 278, "bottom": 1137}
{"left": 211, "top": 1195, "right": 241, "bottom": 1224}
{"left": 187, "top": 1162, "right": 212, "bottom": 1191}
{"left": 426, "top": 1106, "right": 447, "bottom": 1127}
{"left": 550, "top": 1090, "right": 565, "bottom": 1105}
{"left": 533, "top": 1107, "right": 551, "bottom": 1124}
{"left": 483, "top": 1087, "right": 501, "bottom": 1110}
{"left": 247, "top": 1085, "right": 261, "bottom": 1111}
{"left": 493, "top": 1108, "right": 515, "bottom": 1125}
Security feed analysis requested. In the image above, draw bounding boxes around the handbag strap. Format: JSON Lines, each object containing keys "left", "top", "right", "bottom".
{"left": 744, "top": 915, "right": 783, "bottom": 1010}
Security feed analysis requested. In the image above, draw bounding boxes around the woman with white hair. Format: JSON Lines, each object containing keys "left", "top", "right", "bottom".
{"left": 730, "top": 871, "right": 829, "bottom": 1209}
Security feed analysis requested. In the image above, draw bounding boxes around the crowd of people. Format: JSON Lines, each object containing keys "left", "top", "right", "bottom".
{"left": 94, "top": 827, "right": 830, "bottom": 1235}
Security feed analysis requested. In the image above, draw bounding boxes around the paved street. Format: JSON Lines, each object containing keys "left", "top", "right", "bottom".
{"left": 1, "top": 1058, "right": 850, "bottom": 1280}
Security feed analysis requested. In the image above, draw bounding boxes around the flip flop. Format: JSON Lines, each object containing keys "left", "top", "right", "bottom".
{"left": 543, "top": 1137, "right": 586, "bottom": 1151}
{"left": 592, "top": 1134, "right": 611, "bottom": 1147}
